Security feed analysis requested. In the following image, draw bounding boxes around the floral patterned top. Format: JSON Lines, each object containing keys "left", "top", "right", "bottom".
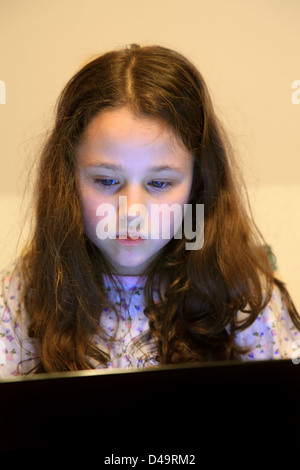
{"left": 0, "top": 264, "right": 299, "bottom": 377}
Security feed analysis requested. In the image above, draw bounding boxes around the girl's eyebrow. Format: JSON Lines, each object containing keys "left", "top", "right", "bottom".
{"left": 87, "top": 163, "right": 185, "bottom": 173}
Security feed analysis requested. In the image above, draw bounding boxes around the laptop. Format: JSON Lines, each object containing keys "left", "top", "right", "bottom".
{"left": 0, "top": 359, "right": 299, "bottom": 453}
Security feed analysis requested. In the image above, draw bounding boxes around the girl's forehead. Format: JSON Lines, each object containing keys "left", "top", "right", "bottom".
{"left": 84, "top": 108, "right": 165, "bottom": 138}
{"left": 77, "top": 108, "right": 192, "bottom": 167}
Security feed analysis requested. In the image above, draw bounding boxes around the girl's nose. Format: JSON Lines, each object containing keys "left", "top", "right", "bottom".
{"left": 126, "top": 184, "right": 145, "bottom": 207}
{"left": 117, "top": 186, "right": 149, "bottom": 231}
{"left": 118, "top": 185, "right": 145, "bottom": 219}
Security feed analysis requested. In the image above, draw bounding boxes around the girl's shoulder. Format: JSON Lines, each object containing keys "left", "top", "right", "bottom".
{"left": 0, "top": 261, "right": 23, "bottom": 318}
{"left": 236, "top": 283, "right": 300, "bottom": 361}
{"left": 0, "top": 262, "right": 37, "bottom": 377}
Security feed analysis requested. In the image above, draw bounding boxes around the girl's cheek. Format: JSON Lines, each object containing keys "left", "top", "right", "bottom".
{"left": 81, "top": 195, "right": 118, "bottom": 241}
{"left": 80, "top": 191, "right": 100, "bottom": 230}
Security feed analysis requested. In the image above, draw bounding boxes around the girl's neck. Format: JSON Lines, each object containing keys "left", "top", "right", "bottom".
{"left": 102, "top": 272, "right": 147, "bottom": 288}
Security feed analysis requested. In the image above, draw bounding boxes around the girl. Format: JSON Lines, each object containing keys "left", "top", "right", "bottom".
{"left": 0, "top": 44, "right": 299, "bottom": 377}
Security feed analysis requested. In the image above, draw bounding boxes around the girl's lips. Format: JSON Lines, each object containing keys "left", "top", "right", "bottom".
{"left": 115, "top": 234, "right": 147, "bottom": 246}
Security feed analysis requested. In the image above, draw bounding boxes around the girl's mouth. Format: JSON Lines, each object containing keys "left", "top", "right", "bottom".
{"left": 115, "top": 234, "right": 147, "bottom": 247}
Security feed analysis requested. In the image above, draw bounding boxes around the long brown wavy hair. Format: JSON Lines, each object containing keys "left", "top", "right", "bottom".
{"left": 17, "top": 44, "right": 299, "bottom": 373}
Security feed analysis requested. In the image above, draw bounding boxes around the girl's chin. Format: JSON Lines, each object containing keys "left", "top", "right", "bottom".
{"left": 106, "top": 252, "right": 158, "bottom": 276}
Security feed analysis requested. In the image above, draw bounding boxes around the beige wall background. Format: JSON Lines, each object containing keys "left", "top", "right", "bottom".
{"left": 0, "top": 0, "right": 299, "bottom": 309}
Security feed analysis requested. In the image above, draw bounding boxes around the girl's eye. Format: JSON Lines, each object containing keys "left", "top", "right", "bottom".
{"left": 95, "top": 178, "right": 119, "bottom": 187}
{"left": 148, "top": 180, "right": 171, "bottom": 190}
{"left": 92, "top": 178, "right": 172, "bottom": 191}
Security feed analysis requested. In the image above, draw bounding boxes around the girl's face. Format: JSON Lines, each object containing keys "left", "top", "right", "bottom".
{"left": 77, "top": 107, "right": 194, "bottom": 275}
